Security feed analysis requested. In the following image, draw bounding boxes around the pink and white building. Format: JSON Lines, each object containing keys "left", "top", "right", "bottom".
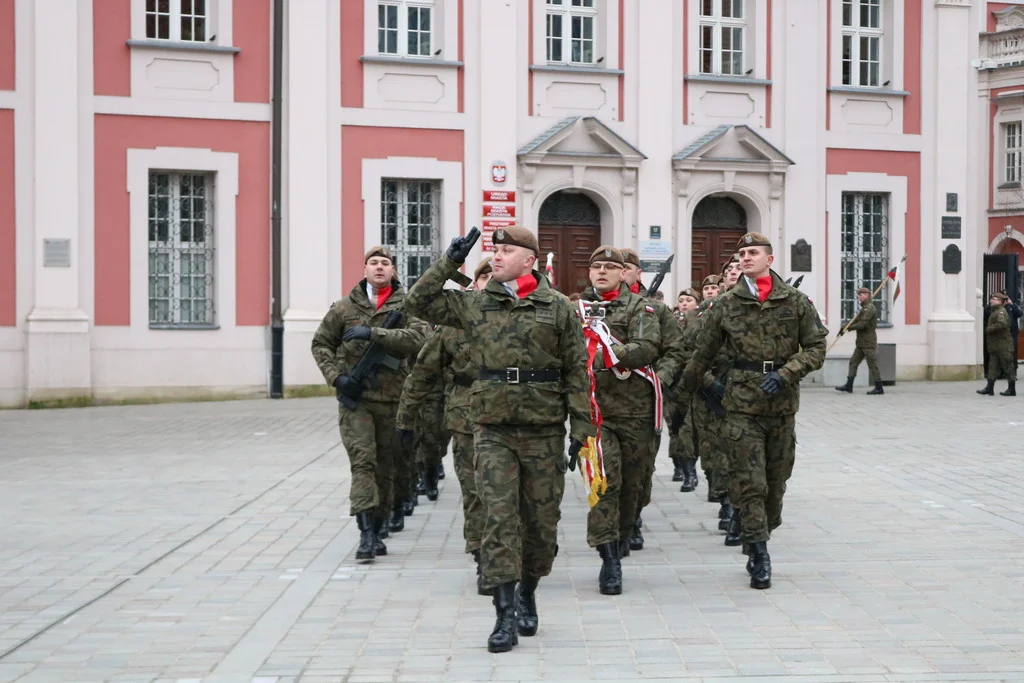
{"left": 0, "top": 0, "right": 1021, "bottom": 406}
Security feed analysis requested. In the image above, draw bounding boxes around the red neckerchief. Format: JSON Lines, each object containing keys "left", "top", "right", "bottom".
{"left": 375, "top": 285, "right": 393, "bottom": 310}
{"left": 629, "top": 282, "right": 640, "bottom": 294}
{"left": 514, "top": 274, "right": 538, "bottom": 299}
{"left": 601, "top": 288, "right": 621, "bottom": 302}
{"left": 756, "top": 276, "right": 772, "bottom": 303}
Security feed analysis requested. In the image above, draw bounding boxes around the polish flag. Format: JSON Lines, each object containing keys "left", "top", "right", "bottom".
{"left": 887, "top": 255, "right": 906, "bottom": 305}
{"left": 545, "top": 252, "right": 556, "bottom": 288}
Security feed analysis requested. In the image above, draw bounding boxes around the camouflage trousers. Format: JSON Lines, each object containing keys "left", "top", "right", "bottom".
{"left": 338, "top": 399, "right": 398, "bottom": 518}
{"left": 586, "top": 417, "right": 654, "bottom": 547}
{"left": 987, "top": 350, "right": 1018, "bottom": 382}
{"left": 721, "top": 412, "right": 797, "bottom": 543}
{"left": 452, "top": 431, "right": 483, "bottom": 554}
{"left": 693, "top": 398, "right": 728, "bottom": 497}
{"left": 474, "top": 423, "right": 567, "bottom": 590}
{"left": 393, "top": 443, "right": 416, "bottom": 504}
{"left": 416, "top": 398, "right": 451, "bottom": 468}
{"left": 671, "top": 405, "right": 697, "bottom": 463}
{"left": 639, "top": 428, "right": 660, "bottom": 511}
{"left": 848, "top": 346, "right": 881, "bottom": 384}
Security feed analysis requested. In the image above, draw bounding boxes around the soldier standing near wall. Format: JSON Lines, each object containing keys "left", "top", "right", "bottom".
{"left": 683, "top": 232, "right": 826, "bottom": 590}
{"left": 978, "top": 292, "right": 1017, "bottom": 397}
{"left": 835, "top": 287, "right": 884, "bottom": 395}
{"left": 311, "top": 247, "right": 428, "bottom": 564}
{"left": 406, "top": 227, "right": 594, "bottom": 653}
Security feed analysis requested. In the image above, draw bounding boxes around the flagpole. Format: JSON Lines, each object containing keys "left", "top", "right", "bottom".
{"left": 826, "top": 255, "right": 905, "bottom": 354}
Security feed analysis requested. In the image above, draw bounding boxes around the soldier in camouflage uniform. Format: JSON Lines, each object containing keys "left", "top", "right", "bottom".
{"left": 683, "top": 232, "right": 826, "bottom": 590}
{"left": 835, "top": 287, "right": 883, "bottom": 395}
{"left": 670, "top": 289, "right": 702, "bottom": 491}
{"left": 691, "top": 274, "right": 730, "bottom": 505}
{"left": 311, "top": 247, "right": 428, "bottom": 564}
{"left": 619, "top": 248, "right": 686, "bottom": 553}
{"left": 978, "top": 292, "right": 1017, "bottom": 397}
{"left": 414, "top": 388, "right": 450, "bottom": 501}
{"left": 406, "top": 227, "right": 594, "bottom": 653}
{"left": 717, "top": 254, "right": 744, "bottom": 546}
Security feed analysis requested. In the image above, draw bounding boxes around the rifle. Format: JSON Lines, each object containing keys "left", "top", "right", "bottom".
{"left": 792, "top": 275, "right": 805, "bottom": 289}
{"left": 339, "top": 308, "right": 405, "bottom": 410}
{"left": 646, "top": 254, "right": 675, "bottom": 298}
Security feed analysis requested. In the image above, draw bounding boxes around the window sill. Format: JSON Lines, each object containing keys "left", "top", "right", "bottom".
{"left": 685, "top": 74, "right": 772, "bottom": 86}
{"left": 126, "top": 39, "right": 240, "bottom": 54}
{"left": 359, "top": 55, "right": 464, "bottom": 68}
{"left": 149, "top": 323, "right": 221, "bottom": 331}
{"left": 530, "top": 64, "right": 624, "bottom": 75}
{"left": 998, "top": 182, "right": 1021, "bottom": 189}
{"left": 827, "top": 86, "right": 910, "bottom": 97}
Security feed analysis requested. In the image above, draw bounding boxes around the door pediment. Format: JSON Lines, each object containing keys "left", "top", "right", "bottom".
{"left": 673, "top": 125, "right": 794, "bottom": 173}
{"left": 518, "top": 116, "right": 646, "bottom": 169}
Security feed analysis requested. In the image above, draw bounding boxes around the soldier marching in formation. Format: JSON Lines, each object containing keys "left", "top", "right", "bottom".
{"left": 309, "top": 225, "right": 857, "bottom": 652}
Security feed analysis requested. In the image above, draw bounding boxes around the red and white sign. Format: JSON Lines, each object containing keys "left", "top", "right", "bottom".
{"left": 483, "top": 190, "right": 516, "bottom": 203}
{"left": 490, "top": 161, "right": 508, "bottom": 186}
{"left": 480, "top": 220, "right": 515, "bottom": 252}
{"left": 483, "top": 203, "right": 516, "bottom": 218}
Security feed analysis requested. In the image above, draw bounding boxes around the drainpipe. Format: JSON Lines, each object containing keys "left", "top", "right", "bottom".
{"left": 269, "top": 0, "right": 285, "bottom": 398}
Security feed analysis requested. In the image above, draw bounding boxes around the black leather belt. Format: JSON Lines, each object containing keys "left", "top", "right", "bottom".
{"left": 453, "top": 374, "right": 475, "bottom": 387}
{"left": 733, "top": 360, "right": 786, "bottom": 374}
{"left": 478, "top": 368, "right": 562, "bottom": 384}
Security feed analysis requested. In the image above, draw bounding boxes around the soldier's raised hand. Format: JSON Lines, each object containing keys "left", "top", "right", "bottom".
{"left": 760, "top": 371, "right": 785, "bottom": 396}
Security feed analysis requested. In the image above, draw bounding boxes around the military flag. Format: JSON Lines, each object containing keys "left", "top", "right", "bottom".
{"left": 887, "top": 255, "right": 906, "bottom": 305}
{"left": 545, "top": 252, "right": 556, "bottom": 288}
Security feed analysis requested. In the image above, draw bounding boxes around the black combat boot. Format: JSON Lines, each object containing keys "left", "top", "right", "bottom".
{"left": 835, "top": 376, "right": 854, "bottom": 393}
{"left": 672, "top": 456, "right": 684, "bottom": 482}
{"left": 516, "top": 575, "right": 540, "bottom": 636}
{"left": 355, "top": 511, "right": 376, "bottom": 562}
{"left": 724, "top": 509, "right": 742, "bottom": 546}
{"left": 866, "top": 382, "right": 884, "bottom": 395}
{"left": 415, "top": 463, "right": 428, "bottom": 496}
{"left": 742, "top": 543, "right": 755, "bottom": 575}
{"left": 679, "top": 460, "right": 698, "bottom": 492}
{"left": 402, "top": 497, "right": 415, "bottom": 516}
{"left": 436, "top": 462, "right": 446, "bottom": 480}
{"left": 629, "top": 512, "right": 644, "bottom": 551}
{"left": 424, "top": 463, "right": 439, "bottom": 501}
{"left": 597, "top": 542, "right": 623, "bottom": 595}
{"left": 977, "top": 380, "right": 995, "bottom": 395}
{"left": 1001, "top": 382, "right": 1016, "bottom": 397}
{"left": 472, "top": 550, "right": 493, "bottom": 596}
{"left": 749, "top": 541, "right": 771, "bottom": 589}
{"left": 718, "top": 499, "right": 735, "bottom": 532}
{"left": 372, "top": 515, "right": 388, "bottom": 556}
{"left": 377, "top": 514, "right": 389, "bottom": 540}
{"left": 388, "top": 501, "right": 405, "bottom": 532}
{"left": 487, "top": 582, "right": 518, "bottom": 653}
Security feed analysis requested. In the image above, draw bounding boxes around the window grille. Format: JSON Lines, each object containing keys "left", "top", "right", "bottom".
{"left": 380, "top": 179, "right": 441, "bottom": 290}
{"left": 840, "top": 192, "right": 889, "bottom": 324}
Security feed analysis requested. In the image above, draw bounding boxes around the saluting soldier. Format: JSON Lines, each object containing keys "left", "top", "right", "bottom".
{"left": 406, "top": 227, "right": 594, "bottom": 653}
{"left": 619, "top": 248, "right": 686, "bottom": 553}
{"left": 683, "top": 232, "right": 826, "bottom": 590}
{"left": 311, "top": 247, "right": 428, "bottom": 563}
{"left": 978, "top": 292, "right": 1017, "bottom": 397}
{"left": 835, "top": 287, "right": 884, "bottom": 395}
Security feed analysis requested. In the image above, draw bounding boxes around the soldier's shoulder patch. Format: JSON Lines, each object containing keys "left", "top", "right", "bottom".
{"left": 644, "top": 305, "right": 655, "bottom": 314}
{"left": 807, "top": 298, "right": 813, "bottom": 304}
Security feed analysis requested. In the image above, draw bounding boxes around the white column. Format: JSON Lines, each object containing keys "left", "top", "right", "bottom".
{"left": 23, "top": 0, "right": 91, "bottom": 398}
{"left": 634, "top": 0, "right": 676, "bottom": 293}
{"left": 925, "top": 0, "right": 976, "bottom": 378}
{"left": 282, "top": 0, "right": 333, "bottom": 386}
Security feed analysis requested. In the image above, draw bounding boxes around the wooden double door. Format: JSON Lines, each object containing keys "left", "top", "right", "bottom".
{"left": 538, "top": 225, "right": 601, "bottom": 295}
{"left": 690, "top": 196, "right": 748, "bottom": 289}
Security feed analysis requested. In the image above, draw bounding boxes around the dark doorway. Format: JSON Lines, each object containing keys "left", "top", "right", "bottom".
{"left": 538, "top": 191, "right": 602, "bottom": 295}
{"left": 691, "top": 195, "right": 747, "bottom": 289}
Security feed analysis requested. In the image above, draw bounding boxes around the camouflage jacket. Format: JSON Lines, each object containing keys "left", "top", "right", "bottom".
{"left": 396, "top": 325, "right": 476, "bottom": 435}
{"left": 683, "top": 271, "right": 827, "bottom": 416}
{"left": 405, "top": 255, "right": 596, "bottom": 443}
{"left": 310, "top": 279, "right": 429, "bottom": 403}
{"left": 846, "top": 300, "right": 878, "bottom": 349}
{"left": 580, "top": 283, "right": 660, "bottom": 420}
{"left": 635, "top": 283, "right": 688, "bottom": 389}
{"left": 986, "top": 305, "right": 1014, "bottom": 355}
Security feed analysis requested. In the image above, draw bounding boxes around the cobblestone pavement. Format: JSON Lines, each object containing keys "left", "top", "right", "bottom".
{"left": 0, "top": 382, "right": 1022, "bottom": 683}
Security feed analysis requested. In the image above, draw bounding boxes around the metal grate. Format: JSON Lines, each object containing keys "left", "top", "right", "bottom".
{"left": 840, "top": 192, "right": 889, "bottom": 324}
{"left": 148, "top": 171, "right": 216, "bottom": 328}
{"left": 380, "top": 179, "right": 441, "bottom": 290}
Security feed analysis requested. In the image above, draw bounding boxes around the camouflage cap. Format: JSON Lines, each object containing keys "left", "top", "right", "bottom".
{"left": 364, "top": 245, "right": 395, "bottom": 263}
{"left": 737, "top": 232, "right": 772, "bottom": 249}
{"left": 590, "top": 245, "right": 625, "bottom": 266}
{"left": 620, "top": 248, "right": 642, "bottom": 268}
{"left": 492, "top": 225, "right": 539, "bottom": 254}
{"left": 857, "top": 286, "right": 870, "bottom": 295}
{"left": 701, "top": 274, "right": 723, "bottom": 287}
{"left": 473, "top": 257, "right": 493, "bottom": 280}
{"left": 679, "top": 287, "right": 702, "bottom": 302}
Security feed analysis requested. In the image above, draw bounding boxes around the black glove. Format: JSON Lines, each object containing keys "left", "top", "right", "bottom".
{"left": 396, "top": 428, "right": 415, "bottom": 450}
{"left": 333, "top": 374, "right": 362, "bottom": 401}
{"left": 445, "top": 228, "right": 481, "bottom": 264}
{"left": 699, "top": 388, "right": 726, "bottom": 418}
{"left": 707, "top": 380, "right": 725, "bottom": 402}
{"left": 669, "top": 412, "right": 684, "bottom": 434}
{"left": 760, "top": 371, "right": 785, "bottom": 396}
{"left": 661, "top": 383, "right": 676, "bottom": 400}
{"left": 343, "top": 325, "right": 372, "bottom": 342}
{"left": 567, "top": 438, "right": 584, "bottom": 472}
{"left": 837, "top": 329, "right": 845, "bottom": 337}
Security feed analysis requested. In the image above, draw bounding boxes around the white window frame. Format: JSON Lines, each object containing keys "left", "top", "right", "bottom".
{"left": 545, "top": 0, "right": 598, "bottom": 65}
{"left": 840, "top": 0, "right": 883, "bottom": 87}
{"left": 698, "top": 0, "right": 746, "bottom": 76}
{"left": 143, "top": 0, "right": 215, "bottom": 43}
{"left": 377, "top": 0, "right": 435, "bottom": 58}
{"left": 1005, "top": 121, "right": 1023, "bottom": 186}
{"left": 131, "top": 0, "right": 232, "bottom": 47}
{"left": 127, "top": 148, "right": 238, "bottom": 334}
